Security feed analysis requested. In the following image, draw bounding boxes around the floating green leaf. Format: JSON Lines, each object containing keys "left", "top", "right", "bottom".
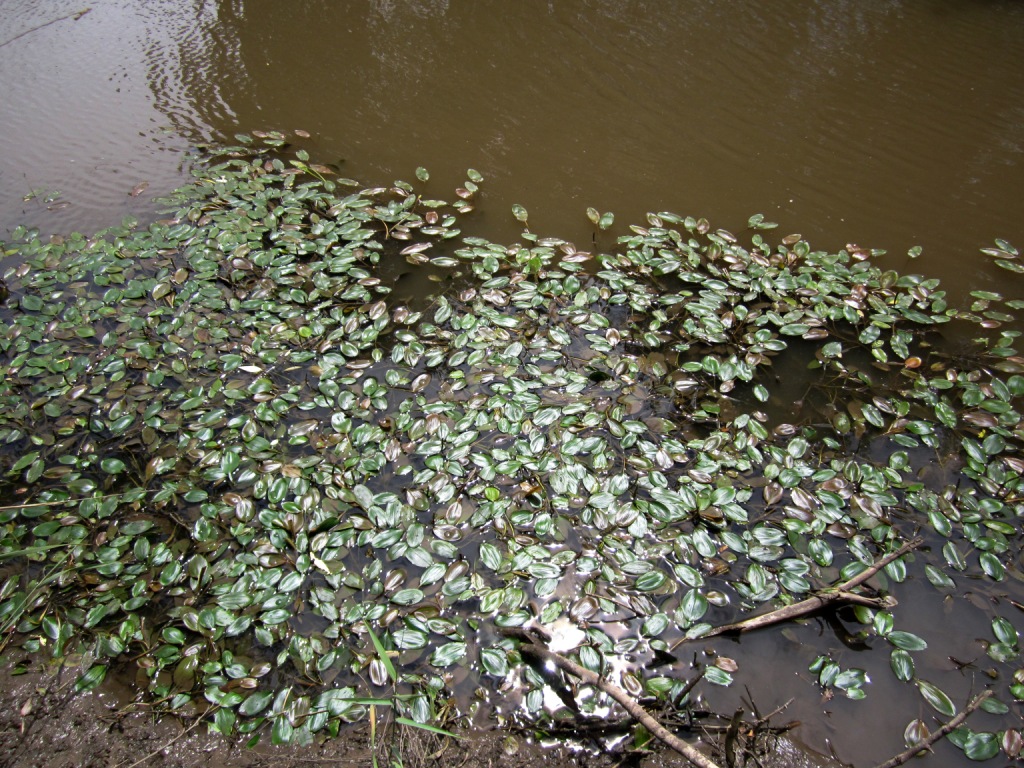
{"left": 890, "top": 649, "right": 914, "bottom": 682}
{"left": 963, "top": 731, "right": 1000, "bottom": 761}
{"left": 888, "top": 631, "right": 928, "bottom": 652}
{"left": 916, "top": 680, "right": 956, "bottom": 717}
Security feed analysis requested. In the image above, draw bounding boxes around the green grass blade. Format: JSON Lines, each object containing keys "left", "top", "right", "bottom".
{"left": 347, "top": 697, "right": 393, "bottom": 706}
{"left": 364, "top": 622, "right": 398, "bottom": 683}
{"left": 395, "top": 716, "right": 460, "bottom": 739}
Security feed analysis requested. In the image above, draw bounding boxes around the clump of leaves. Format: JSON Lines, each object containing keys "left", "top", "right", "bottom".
{"left": 0, "top": 134, "right": 1023, "bottom": 761}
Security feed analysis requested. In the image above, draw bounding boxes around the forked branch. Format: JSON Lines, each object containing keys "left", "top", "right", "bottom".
{"left": 673, "top": 537, "right": 923, "bottom": 648}
{"left": 871, "top": 690, "right": 992, "bottom": 768}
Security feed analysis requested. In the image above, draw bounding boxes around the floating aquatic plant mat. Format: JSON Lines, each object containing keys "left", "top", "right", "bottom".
{"left": 1, "top": 133, "right": 1023, "bottom": 764}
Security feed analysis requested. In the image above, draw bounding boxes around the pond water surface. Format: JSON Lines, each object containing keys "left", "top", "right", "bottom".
{"left": 2, "top": 2, "right": 1024, "bottom": 766}
{"left": 4, "top": 1, "right": 1024, "bottom": 287}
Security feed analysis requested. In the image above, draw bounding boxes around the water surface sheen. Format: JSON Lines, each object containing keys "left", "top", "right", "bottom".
{"left": 3, "top": 0, "right": 1023, "bottom": 294}
{"left": 2, "top": 2, "right": 1024, "bottom": 765}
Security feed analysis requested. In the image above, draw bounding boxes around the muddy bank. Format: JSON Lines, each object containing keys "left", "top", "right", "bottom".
{"left": 0, "top": 659, "right": 577, "bottom": 768}
{"left": 0, "top": 660, "right": 842, "bottom": 768}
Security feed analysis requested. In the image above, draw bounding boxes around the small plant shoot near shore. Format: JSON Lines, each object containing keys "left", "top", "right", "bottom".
{"left": 1, "top": 133, "right": 1023, "bottom": 764}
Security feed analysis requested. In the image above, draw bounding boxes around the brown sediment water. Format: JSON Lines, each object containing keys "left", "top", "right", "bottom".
{"left": 2, "top": 1, "right": 1022, "bottom": 294}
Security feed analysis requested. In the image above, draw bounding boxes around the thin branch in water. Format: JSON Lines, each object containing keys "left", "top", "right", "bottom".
{"left": 723, "top": 708, "right": 744, "bottom": 768}
{"left": 0, "top": 487, "right": 158, "bottom": 513}
{"left": 0, "top": 8, "right": 91, "bottom": 49}
{"left": 673, "top": 537, "right": 923, "bottom": 648}
{"left": 870, "top": 691, "right": 992, "bottom": 768}
{"left": 501, "top": 626, "right": 723, "bottom": 768}
{"left": 678, "top": 666, "right": 706, "bottom": 702}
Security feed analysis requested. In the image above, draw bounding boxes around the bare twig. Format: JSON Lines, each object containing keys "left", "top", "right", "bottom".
{"left": 0, "top": 487, "right": 157, "bottom": 513}
{"left": 737, "top": 694, "right": 796, "bottom": 729}
{"left": 830, "top": 538, "right": 923, "bottom": 592}
{"left": 501, "top": 626, "right": 723, "bottom": 768}
{"left": 870, "top": 691, "right": 992, "bottom": 768}
{"left": 678, "top": 666, "right": 706, "bottom": 702}
{"left": 723, "top": 708, "right": 744, "bottom": 768}
{"left": 117, "top": 714, "right": 204, "bottom": 768}
{"left": 673, "top": 537, "right": 922, "bottom": 648}
{"left": 0, "top": 8, "right": 91, "bottom": 49}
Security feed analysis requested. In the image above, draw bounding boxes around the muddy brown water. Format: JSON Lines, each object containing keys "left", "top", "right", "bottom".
{"left": 4, "top": 1, "right": 1024, "bottom": 290}
{"left": 2, "top": 2, "right": 1024, "bottom": 766}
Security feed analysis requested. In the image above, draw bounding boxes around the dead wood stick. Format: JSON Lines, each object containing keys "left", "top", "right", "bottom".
{"left": 501, "top": 626, "right": 722, "bottom": 768}
{"left": 673, "top": 537, "right": 923, "bottom": 647}
{"left": 686, "top": 591, "right": 896, "bottom": 643}
{"left": 870, "top": 690, "right": 992, "bottom": 768}
{"left": 752, "top": 698, "right": 795, "bottom": 728}
{"left": 0, "top": 8, "right": 91, "bottom": 49}
{"left": 830, "top": 537, "right": 923, "bottom": 591}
